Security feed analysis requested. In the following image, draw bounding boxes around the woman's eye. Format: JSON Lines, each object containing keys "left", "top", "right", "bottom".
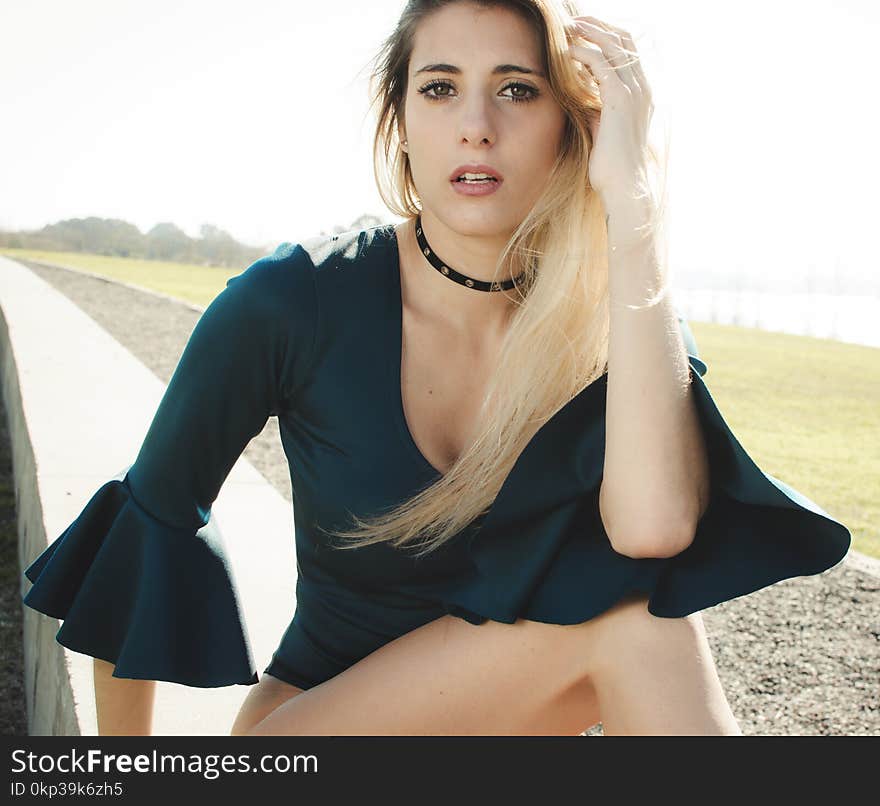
{"left": 416, "top": 80, "right": 539, "bottom": 104}
{"left": 417, "top": 79, "right": 454, "bottom": 99}
{"left": 501, "top": 82, "right": 540, "bottom": 103}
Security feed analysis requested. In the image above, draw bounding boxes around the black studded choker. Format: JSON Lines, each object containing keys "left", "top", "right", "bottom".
{"left": 414, "top": 213, "right": 524, "bottom": 292}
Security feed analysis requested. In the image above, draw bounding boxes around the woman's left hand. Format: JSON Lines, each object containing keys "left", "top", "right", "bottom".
{"left": 566, "top": 15, "right": 654, "bottom": 215}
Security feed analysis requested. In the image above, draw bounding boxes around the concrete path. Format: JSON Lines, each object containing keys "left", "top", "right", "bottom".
{"left": 0, "top": 255, "right": 299, "bottom": 735}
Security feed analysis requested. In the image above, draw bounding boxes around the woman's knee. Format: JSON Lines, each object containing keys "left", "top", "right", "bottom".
{"left": 580, "top": 594, "right": 708, "bottom": 676}
{"left": 230, "top": 675, "right": 306, "bottom": 735}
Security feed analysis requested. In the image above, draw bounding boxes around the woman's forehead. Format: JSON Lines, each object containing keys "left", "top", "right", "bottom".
{"left": 409, "top": 3, "right": 542, "bottom": 68}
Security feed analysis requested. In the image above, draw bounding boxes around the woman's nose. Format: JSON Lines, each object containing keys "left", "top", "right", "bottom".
{"left": 456, "top": 98, "right": 497, "bottom": 146}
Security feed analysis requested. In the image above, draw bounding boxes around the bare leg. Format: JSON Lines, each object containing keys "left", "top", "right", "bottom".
{"left": 237, "top": 594, "right": 738, "bottom": 736}
{"left": 241, "top": 614, "right": 603, "bottom": 736}
{"left": 587, "top": 594, "right": 742, "bottom": 735}
{"left": 93, "top": 658, "right": 155, "bottom": 736}
{"left": 230, "top": 674, "right": 307, "bottom": 735}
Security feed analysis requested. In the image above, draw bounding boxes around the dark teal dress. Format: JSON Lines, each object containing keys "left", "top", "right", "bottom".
{"left": 21, "top": 224, "right": 852, "bottom": 689}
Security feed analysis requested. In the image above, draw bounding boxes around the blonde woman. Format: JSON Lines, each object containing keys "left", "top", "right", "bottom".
{"left": 23, "top": 0, "right": 850, "bottom": 736}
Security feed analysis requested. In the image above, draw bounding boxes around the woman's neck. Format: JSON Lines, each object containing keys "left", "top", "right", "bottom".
{"left": 395, "top": 217, "right": 518, "bottom": 338}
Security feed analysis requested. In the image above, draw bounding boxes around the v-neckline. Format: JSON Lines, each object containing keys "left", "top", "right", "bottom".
{"left": 381, "top": 224, "right": 446, "bottom": 481}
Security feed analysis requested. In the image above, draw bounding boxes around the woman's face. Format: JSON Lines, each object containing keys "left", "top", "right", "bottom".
{"left": 402, "top": 2, "right": 567, "bottom": 237}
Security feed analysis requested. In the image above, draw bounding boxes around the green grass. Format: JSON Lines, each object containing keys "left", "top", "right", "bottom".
{"left": 0, "top": 248, "right": 243, "bottom": 308}
{"left": 4, "top": 248, "right": 878, "bottom": 560}
{"left": 688, "top": 322, "right": 878, "bottom": 560}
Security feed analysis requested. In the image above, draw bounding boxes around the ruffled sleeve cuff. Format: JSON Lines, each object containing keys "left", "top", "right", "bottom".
{"left": 437, "top": 354, "right": 852, "bottom": 626}
{"left": 23, "top": 468, "right": 258, "bottom": 687}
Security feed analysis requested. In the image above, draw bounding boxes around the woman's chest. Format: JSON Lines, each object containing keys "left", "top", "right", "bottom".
{"left": 277, "top": 316, "right": 497, "bottom": 539}
{"left": 399, "top": 310, "right": 500, "bottom": 477}
{"left": 277, "top": 357, "right": 474, "bottom": 587}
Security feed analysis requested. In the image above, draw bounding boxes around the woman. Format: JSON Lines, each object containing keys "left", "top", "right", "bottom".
{"left": 23, "top": 0, "right": 851, "bottom": 736}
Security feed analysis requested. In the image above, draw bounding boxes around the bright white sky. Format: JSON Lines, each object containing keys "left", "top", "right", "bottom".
{"left": 1, "top": 0, "right": 877, "bottom": 288}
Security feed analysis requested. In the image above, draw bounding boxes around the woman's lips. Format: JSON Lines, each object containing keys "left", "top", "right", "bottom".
{"left": 450, "top": 177, "right": 502, "bottom": 197}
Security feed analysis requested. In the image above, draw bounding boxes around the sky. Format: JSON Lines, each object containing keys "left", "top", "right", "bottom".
{"left": 2, "top": 0, "right": 878, "bottom": 291}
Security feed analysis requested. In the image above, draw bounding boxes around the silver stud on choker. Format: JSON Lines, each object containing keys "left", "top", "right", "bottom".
{"left": 414, "top": 213, "right": 524, "bottom": 292}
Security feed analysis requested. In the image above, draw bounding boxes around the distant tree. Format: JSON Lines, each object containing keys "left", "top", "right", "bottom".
{"left": 0, "top": 232, "right": 23, "bottom": 248}
{"left": 199, "top": 223, "right": 243, "bottom": 267}
{"left": 37, "top": 217, "right": 144, "bottom": 257}
{"left": 0, "top": 214, "right": 380, "bottom": 269}
{"left": 146, "top": 222, "right": 192, "bottom": 262}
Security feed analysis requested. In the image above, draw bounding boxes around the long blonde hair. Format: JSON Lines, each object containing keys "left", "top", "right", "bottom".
{"left": 325, "top": 0, "right": 670, "bottom": 557}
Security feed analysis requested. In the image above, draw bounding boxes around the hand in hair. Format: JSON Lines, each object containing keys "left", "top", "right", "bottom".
{"left": 566, "top": 15, "right": 654, "bottom": 215}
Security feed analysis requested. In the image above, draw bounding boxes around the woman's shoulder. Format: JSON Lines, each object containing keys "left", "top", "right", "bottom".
{"left": 220, "top": 222, "right": 394, "bottom": 329}
{"left": 298, "top": 222, "right": 396, "bottom": 277}
{"left": 240, "top": 222, "right": 394, "bottom": 288}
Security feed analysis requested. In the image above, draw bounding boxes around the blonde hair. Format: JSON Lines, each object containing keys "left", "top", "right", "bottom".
{"left": 325, "top": 0, "right": 670, "bottom": 557}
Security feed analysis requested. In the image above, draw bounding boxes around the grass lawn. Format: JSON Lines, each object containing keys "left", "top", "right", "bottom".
{"left": 3, "top": 248, "right": 878, "bottom": 560}
{"left": 0, "top": 248, "right": 242, "bottom": 308}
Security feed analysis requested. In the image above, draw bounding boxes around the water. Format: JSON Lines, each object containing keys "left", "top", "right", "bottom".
{"left": 673, "top": 288, "right": 880, "bottom": 349}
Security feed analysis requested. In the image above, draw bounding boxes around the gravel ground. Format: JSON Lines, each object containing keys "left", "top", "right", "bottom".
{"left": 16, "top": 258, "right": 880, "bottom": 736}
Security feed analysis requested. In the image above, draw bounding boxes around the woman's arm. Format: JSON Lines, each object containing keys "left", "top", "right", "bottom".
{"left": 567, "top": 17, "right": 710, "bottom": 558}
{"left": 93, "top": 658, "right": 155, "bottom": 735}
{"left": 22, "top": 243, "right": 318, "bottom": 730}
{"left": 598, "top": 205, "right": 711, "bottom": 559}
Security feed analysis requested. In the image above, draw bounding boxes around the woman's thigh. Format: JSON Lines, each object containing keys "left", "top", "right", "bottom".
{"left": 242, "top": 614, "right": 603, "bottom": 736}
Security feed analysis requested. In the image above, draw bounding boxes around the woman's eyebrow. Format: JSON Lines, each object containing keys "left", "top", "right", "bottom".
{"left": 414, "top": 62, "right": 546, "bottom": 78}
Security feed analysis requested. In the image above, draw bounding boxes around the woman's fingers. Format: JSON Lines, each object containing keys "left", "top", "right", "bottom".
{"left": 579, "top": 16, "right": 651, "bottom": 100}
{"left": 568, "top": 38, "right": 619, "bottom": 92}
{"left": 568, "top": 16, "right": 643, "bottom": 98}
